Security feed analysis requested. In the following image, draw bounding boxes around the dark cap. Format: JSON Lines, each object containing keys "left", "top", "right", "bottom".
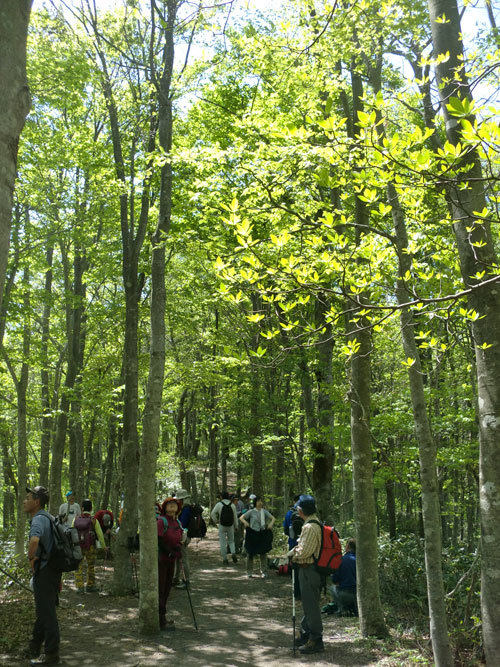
{"left": 26, "top": 486, "right": 49, "bottom": 504}
{"left": 296, "top": 494, "right": 316, "bottom": 515}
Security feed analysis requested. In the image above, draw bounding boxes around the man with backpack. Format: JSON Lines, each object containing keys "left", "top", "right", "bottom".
{"left": 74, "top": 499, "right": 107, "bottom": 593}
{"left": 23, "top": 485, "right": 62, "bottom": 665}
{"left": 283, "top": 494, "right": 303, "bottom": 600}
{"left": 58, "top": 491, "right": 81, "bottom": 527}
{"left": 287, "top": 494, "right": 324, "bottom": 655}
{"left": 211, "top": 491, "right": 238, "bottom": 565}
{"left": 172, "top": 488, "right": 193, "bottom": 589}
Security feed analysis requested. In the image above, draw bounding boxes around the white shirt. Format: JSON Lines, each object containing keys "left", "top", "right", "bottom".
{"left": 59, "top": 501, "right": 81, "bottom": 526}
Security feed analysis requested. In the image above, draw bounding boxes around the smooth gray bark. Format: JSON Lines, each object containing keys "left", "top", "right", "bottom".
{"left": 138, "top": 0, "right": 177, "bottom": 634}
{"left": 426, "top": 2, "right": 500, "bottom": 661}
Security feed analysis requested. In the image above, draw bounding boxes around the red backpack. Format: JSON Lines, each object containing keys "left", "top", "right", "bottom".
{"left": 310, "top": 520, "right": 342, "bottom": 574}
{"left": 74, "top": 514, "right": 96, "bottom": 551}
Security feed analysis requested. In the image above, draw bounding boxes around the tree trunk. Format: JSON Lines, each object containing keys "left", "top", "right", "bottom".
{"left": 426, "top": 2, "right": 500, "bottom": 660}
{"left": 0, "top": 0, "right": 32, "bottom": 311}
{"left": 312, "top": 294, "right": 334, "bottom": 521}
{"left": 39, "top": 244, "right": 53, "bottom": 488}
{"left": 138, "top": 0, "right": 177, "bottom": 634}
{"left": 347, "top": 63, "right": 387, "bottom": 638}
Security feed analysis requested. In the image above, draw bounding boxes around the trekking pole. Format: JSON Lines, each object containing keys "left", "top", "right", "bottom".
{"left": 180, "top": 560, "right": 198, "bottom": 630}
{"left": 0, "top": 563, "right": 33, "bottom": 594}
{"left": 292, "top": 565, "right": 296, "bottom": 656}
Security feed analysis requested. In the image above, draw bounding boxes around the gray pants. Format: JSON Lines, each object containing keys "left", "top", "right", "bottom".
{"left": 298, "top": 564, "right": 323, "bottom": 641}
{"left": 218, "top": 525, "right": 235, "bottom": 559}
{"left": 174, "top": 539, "right": 190, "bottom": 582}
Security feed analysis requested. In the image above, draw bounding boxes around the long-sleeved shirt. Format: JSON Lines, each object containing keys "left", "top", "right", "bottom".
{"left": 288, "top": 514, "right": 322, "bottom": 565}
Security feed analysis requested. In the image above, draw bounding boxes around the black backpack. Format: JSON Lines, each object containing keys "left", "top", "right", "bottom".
{"left": 219, "top": 502, "right": 234, "bottom": 527}
{"left": 289, "top": 510, "right": 304, "bottom": 541}
{"left": 187, "top": 504, "right": 207, "bottom": 538}
{"left": 42, "top": 511, "right": 83, "bottom": 572}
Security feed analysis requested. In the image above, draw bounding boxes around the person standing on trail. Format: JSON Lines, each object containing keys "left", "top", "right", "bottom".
{"left": 74, "top": 499, "right": 107, "bottom": 594}
{"left": 287, "top": 494, "right": 324, "bottom": 654}
{"left": 23, "top": 486, "right": 62, "bottom": 666}
{"left": 157, "top": 497, "right": 184, "bottom": 631}
{"left": 172, "top": 488, "right": 192, "bottom": 588}
{"left": 211, "top": 491, "right": 238, "bottom": 565}
{"left": 58, "top": 491, "right": 81, "bottom": 527}
{"left": 231, "top": 494, "right": 244, "bottom": 554}
{"left": 240, "top": 496, "right": 275, "bottom": 578}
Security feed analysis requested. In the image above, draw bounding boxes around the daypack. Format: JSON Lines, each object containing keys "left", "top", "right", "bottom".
{"left": 187, "top": 504, "right": 207, "bottom": 538}
{"left": 74, "top": 514, "right": 96, "bottom": 551}
{"left": 219, "top": 502, "right": 234, "bottom": 527}
{"left": 310, "top": 520, "right": 342, "bottom": 574}
{"left": 289, "top": 510, "right": 304, "bottom": 541}
{"left": 158, "top": 516, "right": 183, "bottom": 559}
{"left": 43, "top": 512, "right": 83, "bottom": 572}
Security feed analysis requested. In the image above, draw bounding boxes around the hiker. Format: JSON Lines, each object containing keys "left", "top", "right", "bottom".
{"left": 58, "top": 491, "right": 81, "bottom": 527}
{"left": 173, "top": 488, "right": 192, "bottom": 588}
{"left": 23, "top": 486, "right": 62, "bottom": 666}
{"left": 211, "top": 491, "right": 238, "bottom": 565}
{"left": 231, "top": 494, "right": 244, "bottom": 554}
{"left": 74, "top": 499, "right": 107, "bottom": 593}
{"left": 94, "top": 508, "right": 114, "bottom": 548}
{"left": 240, "top": 495, "right": 275, "bottom": 578}
{"left": 330, "top": 537, "right": 358, "bottom": 616}
{"left": 157, "top": 497, "right": 184, "bottom": 631}
{"left": 283, "top": 494, "right": 303, "bottom": 600}
{"left": 287, "top": 494, "right": 324, "bottom": 654}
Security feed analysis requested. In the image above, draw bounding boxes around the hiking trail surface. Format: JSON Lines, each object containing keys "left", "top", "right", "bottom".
{"left": 1, "top": 528, "right": 430, "bottom": 666}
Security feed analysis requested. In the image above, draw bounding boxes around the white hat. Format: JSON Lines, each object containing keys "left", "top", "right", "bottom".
{"left": 175, "top": 488, "right": 190, "bottom": 500}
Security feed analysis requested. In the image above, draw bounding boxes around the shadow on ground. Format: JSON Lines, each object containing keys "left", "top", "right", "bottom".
{"left": 2, "top": 529, "right": 388, "bottom": 666}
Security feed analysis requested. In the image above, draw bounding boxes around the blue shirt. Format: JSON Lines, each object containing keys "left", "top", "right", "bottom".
{"left": 178, "top": 505, "right": 191, "bottom": 529}
{"left": 283, "top": 508, "right": 298, "bottom": 549}
{"left": 331, "top": 551, "right": 356, "bottom": 590}
{"left": 29, "top": 510, "right": 54, "bottom": 569}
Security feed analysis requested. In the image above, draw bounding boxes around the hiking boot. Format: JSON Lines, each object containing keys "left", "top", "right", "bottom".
{"left": 247, "top": 574, "right": 254, "bottom": 578}
{"left": 294, "top": 635, "right": 309, "bottom": 647}
{"left": 299, "top": 638, "right": 324, "bottom": 654}
{"left": 260, "top": 572, "right": 266, "bottom": 578}
{"left": 30, "top": 653, "right": 60, "bottom": 665}
{"left": 175, "top": 580, "right": 189, "bottom": 589}
{"left": 21, "top": 643, "right": 41, "bottom": 659}
{"left": 76, "top": 587, "right": 85, "bottom": 594}
{"left": 86, "top": 585, "right": 98, "bottom": 592}
{"left": 222, "top": 559, "right": 229, "bottom": 565}
{"left": 160, "top": 620, "right": 175, "bottom": 632}
{"left": 232, "top": 554, "right": 238, "bottom": 563}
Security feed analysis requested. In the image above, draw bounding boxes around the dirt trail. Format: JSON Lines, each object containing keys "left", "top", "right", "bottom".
{"left": 2, "top": 529, "right": 398, "bottom": 666}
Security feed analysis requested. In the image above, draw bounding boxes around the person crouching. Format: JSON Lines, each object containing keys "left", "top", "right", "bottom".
{"left": 157, "top": 497, "right": 184, "bottom": 631}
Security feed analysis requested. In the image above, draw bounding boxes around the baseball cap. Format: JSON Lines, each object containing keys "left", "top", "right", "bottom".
{"left": 26, "top": 486, "right": 49, "bottom": 505}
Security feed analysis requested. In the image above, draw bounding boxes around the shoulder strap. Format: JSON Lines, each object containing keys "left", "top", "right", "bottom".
{"left": 161, "top": 516, "right": 168, "bottom": 531}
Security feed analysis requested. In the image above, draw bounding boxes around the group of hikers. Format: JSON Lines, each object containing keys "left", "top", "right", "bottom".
{"left": 23, "top": 484, "right": 357, "bottom": 664}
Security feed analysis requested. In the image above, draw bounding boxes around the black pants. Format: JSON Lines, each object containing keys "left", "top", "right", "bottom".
{"left": 32, "top": 565, "right": 61, "bottom": 655}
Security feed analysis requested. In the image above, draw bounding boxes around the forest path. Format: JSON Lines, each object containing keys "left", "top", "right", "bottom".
{"left": 3, "top": 528, "right": 399, "bottom": 666}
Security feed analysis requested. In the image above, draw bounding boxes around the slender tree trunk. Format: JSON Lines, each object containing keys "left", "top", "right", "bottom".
{"left": 313, "top": 294, "right": 334, "bottom": 521}
{"left": 39, "top": 244, "right": 54, "bottom": 487}
{"left": 347, "top": 63, "right": 387, "bottom": 638}
{"left": 13, "top": 263, "right": 30, "bottom": 556}
{"left": 426, "top": 2, "right": 500, "bottom": 660}
{"left": 138, "top": 0, "right": 177, "bottom": 633}
{"left": 0, "top": 0, "right": 32, "bottom": 311}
